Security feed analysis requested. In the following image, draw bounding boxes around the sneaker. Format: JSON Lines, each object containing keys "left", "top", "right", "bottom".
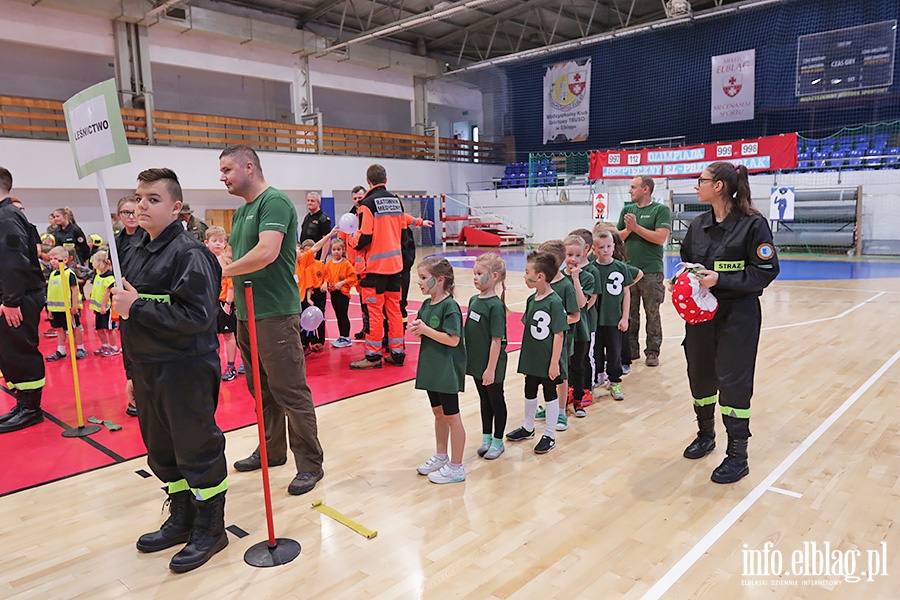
{"left": 75, "top": 349, "right": 87, "bottom": 359}
{"left": 645, "top": 354, "right": 659, "bottom": 367}
{"left": 534, "top": 435, "right": 555, "bottom": 454}
{"left": 102, "top": 346, "right": 122, "bottom": 357}
{"left": 505, "top": 426, "right": 535, "bottom": 442}
{"left": 417, "top": 454, "right": 448, "bottom": 475}
{"left": 534, "top": 405, "right": 546, "bottom": 420}
{"left": 288, "top": 470, "right": 324, "bottom": 495}
{"left": 622, "top": 364, "right": 631, "bottom": 376}
{"left": 383, "top": 352, "right": 405, "bottom": 367}
{"left": 237, "top": 364, "right": 245, "bottom": 375}
{"left": 43, "top": 329, "right": 58, "bottom": 337}
{"left": 611, "top": 383, "right": 625, "bottom": 401}
{"left": 221, "top": 366, "right": 237, "bottom": 381}
{"left": 594, "top": 373, "right": 607, "bottom": 388}
{"left": 574, "top": 402, "right": 586, "bottom": 418}
{"left": 556, "top": 414, "right": 568, "bottom": 431}
{"left": 310, "top": 343, "right": 324, "bottom": 353}
{"left": 428, "top": 463, "right": 466, "bottom": 484}
{"left": 477, "top": 439, "right": 492, "bottom": 457}
{"left": 582, "top": 396, "right": 593, "bottom": 407}
{"left": 93, "top": 346, "right": 107, "bottom": 355}
{"left": 350, "top": 357, "right": 382, "bottom": 370}
{"left": 126, "top": 403, "right": 138, "bottom": 417}
{"left": 353, "top": 330, "right": 367, "bottom": 340}
{"left": 46, "top": 351, "right": 66, "bottom": 362}
{"left": 331, "top": 337, "right": 352, "bottom": 348}
{"left": 484, "top": 443, "right": 505, "bottom": 460}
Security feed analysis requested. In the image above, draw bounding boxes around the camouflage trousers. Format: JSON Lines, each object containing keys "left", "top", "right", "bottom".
{"left": 628, "top": 271, "right": 665, "bottom": 358}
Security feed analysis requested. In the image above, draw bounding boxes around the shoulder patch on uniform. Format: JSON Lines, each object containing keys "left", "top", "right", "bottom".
{"left": 757, "top": 243, "right": 775, "bottom": 260}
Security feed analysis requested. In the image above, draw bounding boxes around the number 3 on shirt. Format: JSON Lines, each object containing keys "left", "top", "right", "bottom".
{"left": 530, "top": 310, "right": 551, "bottom": 340}
{"left": 606, "top": 272, "right": 624, "bottom": 295}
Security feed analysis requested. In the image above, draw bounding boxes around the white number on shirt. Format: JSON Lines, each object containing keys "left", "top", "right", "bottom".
{"left": 606, "top": 272, "right": 624, "bottom": 296}
{"left": 530, "top": 310, "right": 551, "bottom": 340}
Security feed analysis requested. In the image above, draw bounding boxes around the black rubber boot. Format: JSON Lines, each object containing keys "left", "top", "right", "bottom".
{"left": 169, "top": 493, "right": 228, "bottom": 573}
{"left": 711, "top": 436, "right": 749, "bottom": 484}
{"left": 683, "top": 405, "right": 716, "bottom": 459}
{"left": 0, "top": 390, "right": 44, "bottom": 433}
{"left": 136, "top": 490, "right": 196, "bottom": 553}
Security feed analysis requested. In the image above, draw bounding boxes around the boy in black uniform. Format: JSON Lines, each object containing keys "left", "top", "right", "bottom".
{"left": 111, "top": 168, "right": 228, "bottom": 573}
{"left": 0, "top": 166, "right": 47, "bottom": 433}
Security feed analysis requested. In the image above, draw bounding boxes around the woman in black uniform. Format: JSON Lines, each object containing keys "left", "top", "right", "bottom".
{"left": 680, "top": 162, "right": 779, "bottom": 484}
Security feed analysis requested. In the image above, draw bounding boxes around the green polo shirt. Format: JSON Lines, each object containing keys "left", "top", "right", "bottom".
{"left": 617, "top": 201, "right": 671, "bottom": 274}
{"left": 230, "top": 187, "right": 301, "bottom": 321}
{"left": 415, "top": 296, "right": 466, "bottom": 394}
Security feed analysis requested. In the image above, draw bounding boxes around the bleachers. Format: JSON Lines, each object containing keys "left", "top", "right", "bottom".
{"left": 497, "top": 159, "right": 558, "bottom": 188}
{"left": 796, "top": 133, "right": 900, "bottom": 171}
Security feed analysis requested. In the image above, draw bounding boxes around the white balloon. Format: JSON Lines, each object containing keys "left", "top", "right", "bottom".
{"left": 338, "top": 212, "right": 359, "bottom": 235}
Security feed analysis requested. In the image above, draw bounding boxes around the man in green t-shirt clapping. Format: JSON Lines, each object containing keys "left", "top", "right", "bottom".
{"left": 617, "top": 176, "right": 671, "bottom": 367}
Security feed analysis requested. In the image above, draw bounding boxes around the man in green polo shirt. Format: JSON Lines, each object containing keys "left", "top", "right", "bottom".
{"left": 219, "top": 145, "right": 324, "bottom": 497}
{"left": 617, "top": 176, "right": 671, "bottom": 367}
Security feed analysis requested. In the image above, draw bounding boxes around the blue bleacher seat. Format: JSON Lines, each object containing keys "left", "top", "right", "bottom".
{"left": 798, "top": 160, "right": 813, "bottom": 169}
{"left": 828, "top": 150, "right": 846, "bottom": 168}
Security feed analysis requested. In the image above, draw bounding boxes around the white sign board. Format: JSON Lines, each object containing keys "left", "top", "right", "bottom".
{"left": 543, "top": 58, "right": 591, "bottom": 144}
{"left": 711, "top": 49, "right": 755, "bottom": 124}
{"left": 770, "top": 186, "right": 795, "bottom": 222}
{"left": 63, "top": 79, "right": 130, "bottom": 179}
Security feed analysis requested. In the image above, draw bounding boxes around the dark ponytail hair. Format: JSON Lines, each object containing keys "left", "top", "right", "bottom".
{"left": 706, "top": 161, "right": 758, "bottom": 216}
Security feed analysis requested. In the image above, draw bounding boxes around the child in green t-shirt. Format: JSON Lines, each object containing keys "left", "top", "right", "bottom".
{"left": 535, "top": 240, "right": 580, "bottom": 433}
{"left": 593, "top": 230, "right": 640, "bottom": 401}
{"left": 562, "top": 234, "right": 595, "bottom": 418}
{"left": 465, "top": 253, "right": 508, "bottom": 460}
{"left": 411, "top": 257, "right": 467, "bottom": 484}
{"left": 506, "top": 251, "right": 567, "bottom": 454}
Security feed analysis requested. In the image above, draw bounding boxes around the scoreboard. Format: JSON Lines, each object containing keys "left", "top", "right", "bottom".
{"left": 796, "top": 20, "right": 896, "bottom": 98}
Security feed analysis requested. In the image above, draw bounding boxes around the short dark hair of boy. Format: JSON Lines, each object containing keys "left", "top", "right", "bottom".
{"left": 0, "top": 166, "right": 12, "bottom": 194}
{"left": 538, "top": 239, "right": 565, "bottom": 270}
{"left": 351, "top": 185, "right": 366, "bottom": 194}
{"left": 220, "top": 145, "right": 264, "bottom": 178}
{"left": 366, "top": 164, "right": 387, "bottom": 185}
{"left": 137, "top": 168, "right": 183, "bottom": 203}
{"left": 527, "top": 251, "right": 558, "bottom": 281}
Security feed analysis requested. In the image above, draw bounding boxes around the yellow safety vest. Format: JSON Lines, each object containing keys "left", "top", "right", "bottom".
{"left": 90, "top": 273, "right": 115, "bottom": 312}
{"left": 47, "top": 268, "right": 82, "bottom": 312}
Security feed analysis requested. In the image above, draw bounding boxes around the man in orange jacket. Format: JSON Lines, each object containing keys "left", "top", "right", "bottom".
{"left": 347, "top": 165, "right": 410, "bottom": 369}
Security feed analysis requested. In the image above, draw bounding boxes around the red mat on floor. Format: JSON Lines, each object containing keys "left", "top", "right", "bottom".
{"left": 0, "top": 298, "right": 523, "bottom": 496}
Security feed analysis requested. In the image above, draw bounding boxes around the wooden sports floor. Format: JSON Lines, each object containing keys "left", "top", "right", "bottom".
{"left": 1, "top": 251, "right": 898, "bottom": 599}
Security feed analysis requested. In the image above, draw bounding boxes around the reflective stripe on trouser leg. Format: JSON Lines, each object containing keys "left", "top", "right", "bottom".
{"left": 384, "top": 289, "right": 405, "bottom": 354}
{"left": 362, "top": 286, "right": 385, "bottom": 358}
{"left": 693, "top": 395, "right": 717, "bottom": 407}
{"left": 168, "top": 479, "right": 190, "bottom": 494}
{"left": 192, "top": 477, "right": 228, "bottom": 501}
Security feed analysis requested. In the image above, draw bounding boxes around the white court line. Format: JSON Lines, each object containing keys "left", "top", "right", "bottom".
{"left": 763, "top": 291, "right": 884, "bottom": 330}
{"left": 640, "top": 346, "right": 900, "bottom": 600}
{"left": 658, "top": 291, "right": 885, "bottom": 341}
{"left": 767, "top": 486, "right": 803, "bottom": 499}
{"left": 775, "top": 283, "right": 900, "bottom": 295}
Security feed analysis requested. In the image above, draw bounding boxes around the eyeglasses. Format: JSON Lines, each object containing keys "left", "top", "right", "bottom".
{"left": 697, "top": 177, "right": 715, "bottom": 186}
{"left": 118, "top": 210, "right": 136, "bottom": 217}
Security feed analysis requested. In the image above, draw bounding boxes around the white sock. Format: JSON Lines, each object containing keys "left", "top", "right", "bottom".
{"left": 57, "top": 345, "right": 66, "bottom": 354}
{"left": 524, "top": 397, "right": 538, "bottom": 431}
{"left": 77, "top": 344, "right": 85, "bottom": 351}
{"left": 544, "top": 401, "right": 559, "bottom": 439}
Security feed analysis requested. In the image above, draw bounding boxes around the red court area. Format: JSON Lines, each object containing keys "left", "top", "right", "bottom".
{"left": 0, "top": 298, "right": 523, "bottom": 496}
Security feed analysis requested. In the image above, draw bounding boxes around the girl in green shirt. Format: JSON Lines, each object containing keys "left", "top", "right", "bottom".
{"left": 411, "top": 257, "right": 467, "bottom": 484}
{"left": 466, "top": 253, "right": 508, "bottom": 460}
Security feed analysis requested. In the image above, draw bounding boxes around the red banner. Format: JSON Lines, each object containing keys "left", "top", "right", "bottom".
{"left": 589, "top": 133, "right": 797, "bottom": 179}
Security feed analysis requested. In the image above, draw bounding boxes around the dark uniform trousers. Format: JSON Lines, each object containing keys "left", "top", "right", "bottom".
{"left": 133, "top": 351, "right": 227, "bottom": 494}
{"left": 0, "top": 290, "right": 46, "bottom": 398}
{"left": 682, "top": 294, "right": 760, "bottom": 440}
{"left": 237, "top": 314, "right": 324, "bottom": 474}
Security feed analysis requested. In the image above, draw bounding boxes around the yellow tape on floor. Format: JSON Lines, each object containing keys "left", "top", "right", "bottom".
{"left": 311, "top": 500, "right": 377, "bottom": 539}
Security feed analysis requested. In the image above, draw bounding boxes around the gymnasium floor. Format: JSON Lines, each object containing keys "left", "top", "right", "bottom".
{"left": 1, "top": 248, "right": 898, "bottom": 599}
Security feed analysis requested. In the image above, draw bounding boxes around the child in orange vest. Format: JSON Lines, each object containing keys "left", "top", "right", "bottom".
{"left": 321, "top": 237, "right": 357, "bottom": 348}
{"left": 295, "top": 229, "right": 336, "bottom": 353}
